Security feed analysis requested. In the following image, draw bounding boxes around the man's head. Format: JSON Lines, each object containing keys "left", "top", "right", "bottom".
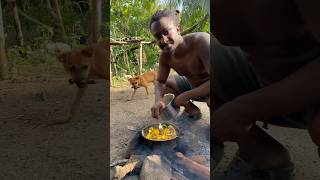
{"left": 150, "top": 10, "right": 182, "bottom": 53}
{"left": 58, "top": 47, "right": 94, "bottom": 88}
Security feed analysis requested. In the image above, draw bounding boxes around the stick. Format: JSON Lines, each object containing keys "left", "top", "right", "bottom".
{"left": 110, "top": 159, "right": 129, "bottom": 167}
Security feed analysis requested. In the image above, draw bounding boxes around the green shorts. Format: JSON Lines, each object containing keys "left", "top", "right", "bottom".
{"left": 174, "top": 75, "right": 209, "bottom": 102}
{"left": 212, "top": 37, "right": 320, "bottom": 129}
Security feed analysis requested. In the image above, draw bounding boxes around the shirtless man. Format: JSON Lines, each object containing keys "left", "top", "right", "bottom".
{"left": 212, "top": 0, "right": 320, "bottom": 179}
{"left": 149, "top": 10, "right": 210, "bottom": 120}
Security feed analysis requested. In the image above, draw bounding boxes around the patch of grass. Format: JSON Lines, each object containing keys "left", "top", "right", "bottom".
{"left": 6, "top": 47, "right": 65, "bottom": 80}
{"left": 111, "top": 75, "right": 129, "bottom": 87}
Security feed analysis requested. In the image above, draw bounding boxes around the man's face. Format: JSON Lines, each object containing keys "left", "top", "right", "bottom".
{"left": 150, "top": 17, "right": 181, "bottom": 53}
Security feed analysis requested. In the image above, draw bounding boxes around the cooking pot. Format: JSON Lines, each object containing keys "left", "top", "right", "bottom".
{"left": 141, "top": 122, "right": 180, "bottom": 142}
{"left": 160, "top": 93, "right": 180, "bottom": 121}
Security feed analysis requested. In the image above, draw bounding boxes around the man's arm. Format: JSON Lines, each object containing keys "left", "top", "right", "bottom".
{"left": 231, "top": 58, "right": 320, "bottom": 121}
{"left": 151, "top": 53, "right": 171, "bottom": 119}
{"left": 185, "top": 80, "right": 210, "bottom": 100}
{"left": 198, "top": 33, "right": 211, "bottom": 75}
{"left": 155, "top": 53, "right": 170, "bottom": 102}
{"left": 213, "top": 57, "right": 320, "bottom": 139}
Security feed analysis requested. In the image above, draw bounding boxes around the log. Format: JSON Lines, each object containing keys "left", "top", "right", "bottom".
{"left": 110, "top": 159, "right": 129, "bottom": 167}
{"left": 113, "top": 155, "right": 144, "bottom": 180}
{"left": 189, "top": 155, "right": 208, "bottom": 166}
{"left": 123, "top": 175, "right": 139, "bottom": 180}
{"left": 140, "top": 154, "right": 172, "bottom": 180}
{"left": 175, "top": 152, "right": 210, "bottom": 180}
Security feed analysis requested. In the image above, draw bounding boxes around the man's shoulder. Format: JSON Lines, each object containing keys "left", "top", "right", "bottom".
{"left": 184, "top": 32, "right": 210, "bottom": 45}
{"left": 184, "top": 32, "right": 210, "bottom": 40}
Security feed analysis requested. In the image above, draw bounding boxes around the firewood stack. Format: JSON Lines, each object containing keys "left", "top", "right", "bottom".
{"left": 110, "top": 152, "right": 210, "bottom": 180}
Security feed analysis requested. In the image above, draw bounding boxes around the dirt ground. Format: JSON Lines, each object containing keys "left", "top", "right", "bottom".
{"left": 110, "top": 86, "right": 320, "bottom": 180}
{"left": 0, "top": 74, "right": 108, "bottom": 180}
{"left": 0, "top": 72, "right": 319, "bottom": 180}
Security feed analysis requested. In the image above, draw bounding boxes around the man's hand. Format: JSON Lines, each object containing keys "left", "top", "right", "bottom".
{"left": 212, "top": 101, "right": 254, "bottom": 141}
{"left": 174, "top": 92, "right": 191, "bottom": 107}
{"left": 151, "top": 100, "right": 166, "bottom": 119}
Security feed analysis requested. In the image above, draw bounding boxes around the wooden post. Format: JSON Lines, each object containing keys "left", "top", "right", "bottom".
{"left": 139, "top": 42, "right": 143, "bottom": 75}
{"left": 110, "top": 47, "right": 113, "bottom": 86}
{"left": 48, "top": 0, "right": 67, "bottom": 42}
{"left": 0, "top": 0, "right": 8, "bottom": 80}
{"left": 11, "top": 0, "right": 24, "bottom": 46}
{"left": 88, "top": 0, "right": 102, "bottom": 44}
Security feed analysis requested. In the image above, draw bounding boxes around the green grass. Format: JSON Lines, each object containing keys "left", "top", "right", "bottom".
{"left": 6, "top": 47, "right": 65, "bottom": 80}
{"left": 111, "top": 75, "right": 130, "bottom": 87}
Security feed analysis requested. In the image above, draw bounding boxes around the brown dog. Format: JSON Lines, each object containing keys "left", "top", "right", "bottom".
{"left": 127, "top": 70, "right": 157, "bottom": 100}
{"left": 57, "top": 41, "right": 109, "bottom": 122}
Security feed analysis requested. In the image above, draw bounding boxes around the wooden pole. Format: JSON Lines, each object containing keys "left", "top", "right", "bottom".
{"left": 11, "top": 0, "right": 24, "bottom": 46}
{"left": 139, "top": 43, "right": 143, "bottom": 75}
{"left": 0, "top": 0, "right": 8, "bottom": 80}
{"left": 110, "top": 47, "right": 113, "bottom": 85}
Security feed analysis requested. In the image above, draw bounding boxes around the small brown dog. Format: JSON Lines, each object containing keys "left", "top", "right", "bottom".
{"left": 57, "top": 41, "right": 109, "bottom": 122}
{"left": 126, "top": 70, "right": 157, "bottom": 100}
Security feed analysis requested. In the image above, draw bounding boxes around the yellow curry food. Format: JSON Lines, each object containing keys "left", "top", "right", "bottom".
{"left": 145, "top": 124, "right": 177, "bottom": 141}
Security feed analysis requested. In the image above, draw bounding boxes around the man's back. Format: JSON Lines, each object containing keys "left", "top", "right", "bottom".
{"left": 212, "top": 0, "right": 320, "bottom": 83}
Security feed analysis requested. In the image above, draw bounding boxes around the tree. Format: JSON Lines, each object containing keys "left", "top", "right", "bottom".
{"left": 0, "top": 0, "right": 8, "bottom": 80}
{"left": 87, "top": 0, "right": 102, "bottom": 44}
{"left": 8, "top": 0, "right": 24, "bottom": 46}
{"left": 47, "top": 0, "right": 67, "bottom": 42}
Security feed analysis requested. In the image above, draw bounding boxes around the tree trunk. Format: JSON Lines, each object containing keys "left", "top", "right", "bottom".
{"left": 10, "top": 0, "right": 24, "bottom": 46}
{"left": 88, "top": 0, "right": 92, "bottom": 11}
{"left": 0, "top": 0, "right": 8, "bottom": 80}
{"left": 48, "top": 0, "right": 66, "bottom": 42}
{"left": 87, "top": 0, "right": 102, "bottom": 44}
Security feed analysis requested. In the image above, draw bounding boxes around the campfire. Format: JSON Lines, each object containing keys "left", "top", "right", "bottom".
{"left": 110, "top": 112, "right": 211, "bottom": 180}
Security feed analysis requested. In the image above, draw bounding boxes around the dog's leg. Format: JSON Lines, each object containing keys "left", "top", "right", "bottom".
{"left": 46, "top": 87, "right": 87, "bottom": 126}
{"left": 144, "top": 86, "right": 149, "bottom": 95}
{"left": 130, "top": 89, "right": 137, "bottom": 100}
{"left": 68, "top": 87, "right": 87, "bottom": 120}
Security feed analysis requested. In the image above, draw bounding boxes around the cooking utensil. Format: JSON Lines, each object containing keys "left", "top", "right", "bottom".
{"left": 141, "top": 122, "right": 179, "bottom": 142}
{"left": 160, "top": 93, "right": 180, "bottom": 121}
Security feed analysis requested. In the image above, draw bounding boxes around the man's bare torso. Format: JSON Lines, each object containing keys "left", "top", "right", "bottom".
{"left": 162, "top": 32, "right": 210, "bottom": 87}
{"left": 213, "top": 0, "right": 320, "bottom": 83}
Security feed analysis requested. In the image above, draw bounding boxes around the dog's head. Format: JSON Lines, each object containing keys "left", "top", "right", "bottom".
{"left": 125, "top": 75, "right": 140, "bottom": 89}
{"left": 58, "top": 47, "right": 94, "bottom": 88}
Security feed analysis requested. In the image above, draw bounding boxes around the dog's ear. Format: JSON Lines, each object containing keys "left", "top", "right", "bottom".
{"left": 81, "top": 47, "right": 94, "bottom": 57}
{"left": 57, "top": 52, "right": 68, "bottom": 63}
{"left": 125, "top": 75, "right": 133, "bottom": 80}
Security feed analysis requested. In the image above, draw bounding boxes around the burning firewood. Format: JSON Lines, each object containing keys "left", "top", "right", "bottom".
{"left": 113, "top": 155, "right": 142, "bottom": 180}
{"left": 110, "top": 159, "right": 129, "bottom": 167}
{"left": 189, "top": 155, "right": 208, "bottom": 166}
{"left": 140, "top": 154, "right": 172, "bottom": 180}
{"left": 175, "top": 152, "right": 210, "bottom": 180}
